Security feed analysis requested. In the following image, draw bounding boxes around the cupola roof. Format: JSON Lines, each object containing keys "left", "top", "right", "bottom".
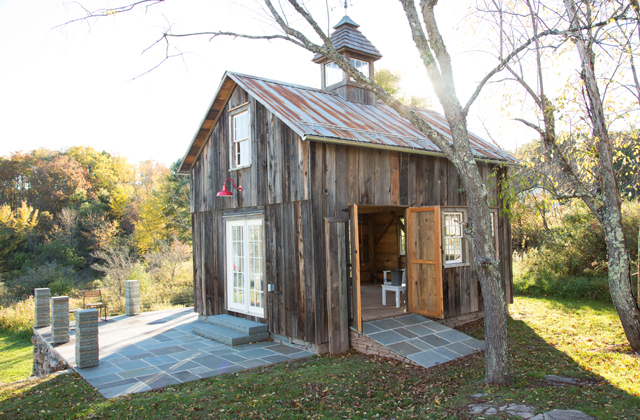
{"left": 312, "top": 15, "right": 382, "bottom": 63}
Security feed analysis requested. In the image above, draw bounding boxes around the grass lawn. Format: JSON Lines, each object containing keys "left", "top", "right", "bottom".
{"left": 0, "top": 296, "right": 638, "bottom": 419}
{"left": 0, "top": 331, "right": 32, "bottom": 383}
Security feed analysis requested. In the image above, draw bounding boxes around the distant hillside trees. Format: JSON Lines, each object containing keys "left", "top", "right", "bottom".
{"left": 0, "top": 147, "right": 191, "bottom": 297}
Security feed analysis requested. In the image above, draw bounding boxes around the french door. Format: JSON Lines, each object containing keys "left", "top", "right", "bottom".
{"left": 225, "top": 218, "right": 264, "bottom": 317}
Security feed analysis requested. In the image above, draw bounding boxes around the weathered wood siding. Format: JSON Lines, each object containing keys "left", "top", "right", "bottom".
{"left": 309, "top": 142, "right": 512, "bottom": 320}
{"left": 190, "top": 85, "right": 322, "bottom": 342}
{"left": 190, "top": 85, "right": 309, "bottom": 213}
{"left": 189, "top": 83, "right": 512, "bottom": 345}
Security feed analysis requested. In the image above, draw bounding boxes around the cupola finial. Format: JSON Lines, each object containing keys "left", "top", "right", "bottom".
{"left": 344, "top": 0, "right": 348, "bottom": 15}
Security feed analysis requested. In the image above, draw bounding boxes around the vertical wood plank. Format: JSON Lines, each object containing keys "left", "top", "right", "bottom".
{"left": 325, "top": 217, "right": 349, "bottom": 355}
{"left": 390, "top": 152, "right": 399, "bottom": 205}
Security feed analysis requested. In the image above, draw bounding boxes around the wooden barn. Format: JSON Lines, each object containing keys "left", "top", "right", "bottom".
{"left": 178, "top": 16, "right": 516, "bottom": 353}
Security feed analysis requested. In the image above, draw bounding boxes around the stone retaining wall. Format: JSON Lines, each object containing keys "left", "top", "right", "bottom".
{"left": 31, "top": 331, "right": 70, "bottom": 377}
{"left": 349, "top": 328, "right": 419, "bottom": 366}
{"left": 434, "top": 311, "right": 485, "bottom": 329}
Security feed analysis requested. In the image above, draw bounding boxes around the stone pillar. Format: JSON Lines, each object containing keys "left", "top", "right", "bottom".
{"left": 75, "top": 309, "right": 99, "bottom": 368}
{"left": 51, "top": 296, "right": 70, "bottom": 344}
{"left": 34, "top": 288, "right": 51, "bottom": 328}
{"left": 125, "top": 280, "right": 140, "bottom": 316}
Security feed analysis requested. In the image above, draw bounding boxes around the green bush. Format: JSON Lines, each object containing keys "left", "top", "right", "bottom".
{"left": 5, "top": 262, "right": 77, "bottom": 297}
{"left": 513, "top": 200, "right": 639, "bottom": 278}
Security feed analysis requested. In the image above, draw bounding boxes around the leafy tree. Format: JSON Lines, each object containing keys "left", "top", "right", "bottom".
{"left": 479, "top": 0, "right": 640, "bottom": 349}
{"left": 375, "top": 68, "right": 432, "bottom": 108}
{"left": 0, "top": 202, "right": 39, "bottom": 272}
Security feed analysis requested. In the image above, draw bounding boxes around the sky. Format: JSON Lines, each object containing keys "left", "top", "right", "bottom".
{"left": 0, "top": 0, "right": 532, "bottom": 167}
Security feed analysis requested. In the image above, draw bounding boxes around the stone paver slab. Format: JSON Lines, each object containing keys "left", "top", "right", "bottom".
{"left": 407, "top": 349, "right": 451, "bottom": 368}
{"left": 446, "top": 341, "right": 476, "bottom": 357}
{"left": 368, "top": 330, "right": 406, "bottom": 346}
{"left": 370, "top": 318, "right": 405, "bottom": 331}
{"left": 265, "top": 344, "right": 304, "bottom": 355}
{"left": 436, "top": 329, "right": 470, "bottom": 343}
{"left": 191, "top": 354, "right": 237, "bottom": 370}
{"left": 387, "top": 341, "right": 422, "bottom": 356}
{"left": 262, "top": 354, "right": 291, "bottom": 364}
{"left": 137, "top": 372, "right": 182, "bottom": 389}
{"left": 170, "top": 370, "right": 201, "bottom": 383}
{"left": 433, "top": 346, "right": 459, "bottom": 360}
{"left": 156, "top": 360, "right": 202, "bottom": 374}
{"left": 394, "top": 314, "right": 429, "bottom": 325}
{"left": 236, "top": 348, "right": 277, "bottom": 359}
{"left": 238, "top": 359, "right": 269, "bottom": 368}
{"left": 101, "top": 382, "right": 151, "bottom": 399}
{"left": 418, "top": 334, "right": 451, "bottom": 348}
{"left": 116, "top": 359, "right": 152, "bottom": 371}
{"left": 118, "top": 366, "right": 161, "bottom": 379}
{"left": 95, "top": 377, "right": 141, "bottom": 391}
{"left": 150, "top": 345, "right": 188, "bottom": 356}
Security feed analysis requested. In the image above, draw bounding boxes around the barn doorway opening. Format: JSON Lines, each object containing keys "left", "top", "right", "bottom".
{"left": 348, "top": 204, "right": 409, "bottom": 330}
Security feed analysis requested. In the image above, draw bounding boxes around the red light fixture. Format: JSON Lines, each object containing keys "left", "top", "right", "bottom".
{"left": 217, "top": 178, "right": 242, "bottom": 197}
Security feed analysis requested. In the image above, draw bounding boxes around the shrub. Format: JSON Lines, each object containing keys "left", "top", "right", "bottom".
{"left": 0, "top": 296, "right": 34, "bottom": 338}
{"left": 5, "top": 262, "right": 77, "bottom": 297}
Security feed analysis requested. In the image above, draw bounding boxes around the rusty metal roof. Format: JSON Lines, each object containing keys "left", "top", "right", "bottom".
{"left": 178, "top": 72, "right": 516, "bottom": 173}
{"left": 312, "top": 15, "right": 382, "bottom": 63}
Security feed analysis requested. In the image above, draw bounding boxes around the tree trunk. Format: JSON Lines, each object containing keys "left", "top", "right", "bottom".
{"left": 563, "top": 0, "right": 640, "bottom": 351}
{"left": 444, "top": 111, "right": 511, "bottom": 384}
{"left": 601, "top": 208, "right": 640, "bottom": 350}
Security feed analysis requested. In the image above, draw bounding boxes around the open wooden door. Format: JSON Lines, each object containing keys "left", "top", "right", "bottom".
{"left": 407, "top": 207, "right": 444, "bottom": 318}
{"left": 348, "top": 204, "right": 363, "bottom": 332}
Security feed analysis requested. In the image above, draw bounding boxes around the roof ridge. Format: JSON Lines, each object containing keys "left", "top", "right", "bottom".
{"left": 227, "top": 71, "right": 333, "bottom": 95}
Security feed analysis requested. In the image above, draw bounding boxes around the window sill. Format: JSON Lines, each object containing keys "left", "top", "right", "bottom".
{"left": 229, "top": 164, "right": 251, "bottom": 172}
{"left": 444, "top": 262, "right": 470, "bottom": 268}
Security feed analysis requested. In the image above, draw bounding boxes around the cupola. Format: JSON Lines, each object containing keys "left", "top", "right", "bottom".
{"left": 313, "top": 15, "right": 382, "bottom": 105}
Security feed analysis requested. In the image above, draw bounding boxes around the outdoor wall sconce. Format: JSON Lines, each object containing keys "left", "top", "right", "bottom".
{"left": 217, "top": 178, "right": 242, "bottom": 197}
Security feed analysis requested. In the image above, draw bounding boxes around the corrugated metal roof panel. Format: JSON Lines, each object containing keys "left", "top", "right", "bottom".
{"left": 229, "top": 73, "right": 517, "bottom": 164}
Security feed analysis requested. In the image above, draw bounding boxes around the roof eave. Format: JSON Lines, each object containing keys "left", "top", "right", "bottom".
{"left": 177, "top": 72, "right": 237, "bottom": 174}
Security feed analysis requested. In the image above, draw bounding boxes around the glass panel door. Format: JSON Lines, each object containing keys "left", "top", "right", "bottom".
{"left": 226, "top": 219, "right": 264, "bottom": 317}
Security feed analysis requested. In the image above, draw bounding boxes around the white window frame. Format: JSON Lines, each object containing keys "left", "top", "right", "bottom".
{"left": 443, "top": 211, "right": 465, "bottom": 265}
{"left": 225, "top": 218, "right": 264, "bottom": 317}
{"left": 229, "top": 104, "right": 251, "bottom": 170}
{"left": 349, "top": 58, "right": 370, "bottom": 78}
{"left": 325, "top": 61, "right": 344, "bottom": 86}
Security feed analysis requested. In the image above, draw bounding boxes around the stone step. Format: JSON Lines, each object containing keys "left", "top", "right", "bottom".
{"left": 192, "top": 322, "right": 270, "bottom": 346}
{"left": 204, "top": 314, "right": 268, "bottom": 336}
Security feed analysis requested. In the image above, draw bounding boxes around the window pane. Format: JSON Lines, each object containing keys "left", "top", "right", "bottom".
{"left": 239, "top": 139, "right": 250, "bottom": 166}
{"left": 350, "top": 58, "right": 369, "bottom": 78}
{"left": 325, "top": 62, "right": 344, "bottom": 85}
{"left": 444, "top": 212, "right": 463, "bottom": 263}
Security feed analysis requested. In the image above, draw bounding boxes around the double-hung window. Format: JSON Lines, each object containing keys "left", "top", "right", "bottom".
{"left": 231, "top": 107, "right": 250, "bottom": 169}
{"left": 444, "top": 212, "right": 464, "bottom": 264}
{"left": 226, "top": 218, "right": 264, "bottom": 317}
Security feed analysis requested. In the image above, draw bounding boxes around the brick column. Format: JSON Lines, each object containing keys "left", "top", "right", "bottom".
{"left": 125, "top": 280, "right": 140, "bottom": 316}
{"left": 51, "top": 296, "right": 70, "bottom": 344}
{"left": 34, "top": 288, "right": 51, "bottom": 328}
{"left": 75, "top": 309, "right": 99, "bottom": 368}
